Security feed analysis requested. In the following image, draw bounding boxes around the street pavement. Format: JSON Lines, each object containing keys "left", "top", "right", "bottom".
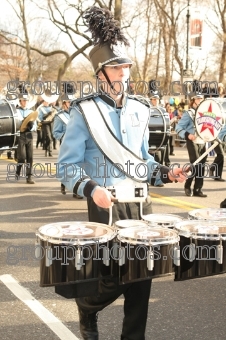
{"left": 0, "top": 140, "right": 226, "bottom": 340}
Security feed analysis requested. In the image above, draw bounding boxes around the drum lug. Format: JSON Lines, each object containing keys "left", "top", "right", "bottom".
{"left": 147, "top": 248, "right": 154, "bottom": 271}
{"left": 217, "top": 245, "right": 223, "bottom": 264}
{"left": 173, "top": 246, "right": 180, "bottom": 266}
{"left": 118, "top": 247, "right": 125, "bottom": 266}
{"left": 103, "top": 247, "right": 110, "bottom": 266}
{"left": 46, "top": 246, "right": 52, "bottom": 267}
{"left": 35, "top": 238, "right": 41, "bottom": 259}
{"left": 189, "top": 242, "right": 196, "bottom": 262}
{"left": 75, "top": 248, "right": 83, "bottom": 270}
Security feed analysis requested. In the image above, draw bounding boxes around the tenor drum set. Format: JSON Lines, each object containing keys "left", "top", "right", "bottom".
{"left": 34, "top": 97, "right": 226, "bottom": 298}
{"left": 35, "top": 208, "right": 226, "bottom": 299}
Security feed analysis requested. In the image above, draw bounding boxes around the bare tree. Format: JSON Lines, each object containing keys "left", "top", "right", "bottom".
{"left": 206, "top": 0, "right": 226, "bottom": 82}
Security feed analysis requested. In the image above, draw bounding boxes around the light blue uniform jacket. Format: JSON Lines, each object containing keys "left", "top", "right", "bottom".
{"left": 57, "top": 94, "right": 165, "bottom": 196}
{"left": 52, "top": 110, "right": 70, "bottom": 141}
{"left": 38, "top": 105, "right": 53, "bottom": 121}
{"left": 175, "top": 109, "right": 195, "bottom": 138}
{"left": 17, "top": 107, "right": 37, "bottom": 132}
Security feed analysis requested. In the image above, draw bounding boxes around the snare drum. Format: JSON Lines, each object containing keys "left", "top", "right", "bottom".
{"left": 174, "top": 220, "right": 226, "bottom": 281}
{"left": 116, "top": 226, "right": 180, "bottom": 284}
{"left": 0, "top": 99, "right": 21, "bottom": 150}
{"left": 36, "top": 221, "right": 117, "bottom": 287}
{"left": 188, "top": 208, "right": 226, "bottom": 221}
{"left": 142, "top": 214, "right": 183, "bottom": 228}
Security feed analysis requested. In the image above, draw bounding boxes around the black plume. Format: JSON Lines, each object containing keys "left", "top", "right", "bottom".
{"left": 83, "top": 6, "right": 129, "bottom": 47}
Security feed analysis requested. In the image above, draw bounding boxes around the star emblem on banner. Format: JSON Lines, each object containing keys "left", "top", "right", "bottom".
{"left": 198, "top": 103, "right": 221, "bottom": 136}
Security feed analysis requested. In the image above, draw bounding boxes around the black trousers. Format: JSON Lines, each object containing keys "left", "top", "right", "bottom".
{"left": 210, "top": 143, "right": 224, "bottom": 178}
{"left": 185, "top": 139, "right": 207, "bottom": 191}
{"left": 16, "top": 131, "right": 33, "bottom": 177}
{"left": 76, "top": 199, "right": 152, "bottom": 340}
{"left": 42, "top": 124, "right": 52, "bottom": 153}
{"left": 36, "top": 129, "right": 43, "bottom": 147}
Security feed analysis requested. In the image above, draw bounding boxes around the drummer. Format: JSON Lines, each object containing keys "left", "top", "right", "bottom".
{"left": 15, "top": 93, "right": 37, "bottom": 184}
{"left": 175, "top": 93, "right": 208, "bottom": 197}
{"left": 57, "top": 6, "right": 187, "bottom": 340}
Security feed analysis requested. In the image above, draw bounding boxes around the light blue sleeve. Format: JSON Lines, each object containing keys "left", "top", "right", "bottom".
{"left": 141, "top": 123, "right": 166, "bottom": 186}
{"left": 218, "top": 124, "right": 226, "bottom": 142}
{"left": 175, "top": 111, "right": 191, "bottom": 138}
{"left": 56, "top": 106, "right": 92, "bottom": 193}
{"left": 53, "top": 116, "right": 64, "bottom": 140}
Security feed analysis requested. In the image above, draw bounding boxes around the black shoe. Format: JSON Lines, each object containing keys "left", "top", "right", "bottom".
{"left": 49, "top": 153, "right": 53, "bottom": 157}
{"left": 73, "top": 194, "right": 83, "bottom": 199}
{"left": 185, "top": 188, "right": 192, "bottom": 197}
{"left": 209, "top": 169, "right": 214, "bottom": 177}
{"left": 170, "top": 153, "right": 175, "bottom": 156}
{"left": 214, "top": 178, "right": 225, "bottom": 182}
{"left": 15, "top": 174, "right": 20, "bottom": 181}
{"left": 61, "top": 185, "right": 66, "bottom": 195}
{"left": 26, "top": 176, "right": 35, "bottom": 184}
{"left": 78, "top": 308, "right": 98, "bottom": 340}
{"left": 193, "top": 190, "right": 207, "bottom": 197}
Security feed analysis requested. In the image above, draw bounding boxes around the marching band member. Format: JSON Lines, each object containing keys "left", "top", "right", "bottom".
{"left": 52, "top": 93, "right": 74, "bottom": 195}
{"left": 15, "top": 93, "right": 37, "bottom": 184}
{"left": 218, "top": 125, "right": 226, "bottom": 207}
{"left": 175, "top": 93, "right": 207, "bottom": 197}
{"left": 37, "top": 89, "right": 59, "bottom": 157}
{"left": 57, "top": 7, "right": 187, "bottom": 340}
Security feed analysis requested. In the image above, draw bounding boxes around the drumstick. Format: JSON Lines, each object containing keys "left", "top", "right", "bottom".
{"left": 193, "top": 140, "right": 219, "bottom": 166}
{"left": 172, "top": 140, "right": 219, "bottom": 182}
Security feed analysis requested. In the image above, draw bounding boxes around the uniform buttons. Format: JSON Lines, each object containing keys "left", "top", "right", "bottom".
{"left": 122, "top": 129, "right": 126, "bottom": 133}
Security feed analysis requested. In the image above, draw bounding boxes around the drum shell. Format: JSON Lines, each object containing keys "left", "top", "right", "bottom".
{"left": 0, "top": 100, "right": 21, "bottom": 149}
{"left": 118, "top": 242, "right": 176, "bottom": 284}
{"left": 148, "top": 107, "right": 170, "bottom": 151}
{"left": 175, "top": 236, "right": 226, "bottom": 281}
{"left": 39, "top": 239, "right": 117, "bottom": 287}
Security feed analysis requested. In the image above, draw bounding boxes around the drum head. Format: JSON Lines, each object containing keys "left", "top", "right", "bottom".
{"left": 174, "top": 220, "right": 226, "bottom": 240}
{"left": 117, "top": 226, "right": 179, "bottom": 245}
{"left": 195, "top": 98, "right": 225, "bottom": 142}
{"left": 36, "top": 221, "right": 116, "bottom": 245}
{"left": 188, "top": 208, "right": 226, "bottom": 220}
{"left": 115, "top": 219, "right": 147, "bottom": 229}
{"left": 142, "top": 214, "right": 183, "bottom": 227}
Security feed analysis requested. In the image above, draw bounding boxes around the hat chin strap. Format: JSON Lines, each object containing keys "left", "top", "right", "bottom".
{"left": 100, "top": 67, "right": 115, "bottom": 91}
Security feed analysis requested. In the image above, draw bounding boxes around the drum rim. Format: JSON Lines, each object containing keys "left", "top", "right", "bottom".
{"left": 174, "top": 219, "right": 226, "bottom": 240}
{"left": 117, "top": 226, "right": 179, "bottom": 245}
{"left": 188, "top": 208, "right": 226, "bottom": 220}
{"left": 36, "top": 221, "right": 117, "bottom": 245}
{"left": 142, "top": 213, "right": 183, "bottom": 224}
{"left": 114, "top": 219, "right": 148, "bottom": 228}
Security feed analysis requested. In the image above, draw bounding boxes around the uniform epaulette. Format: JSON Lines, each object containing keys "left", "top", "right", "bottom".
{"left": 127, "top": 94, "right": 150, "bottom": 108}
{"left": 71, "top": 93, "right": 99, "bottom": 107}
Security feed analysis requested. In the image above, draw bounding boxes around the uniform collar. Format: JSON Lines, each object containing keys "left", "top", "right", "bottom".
{"left": 99, "top": 90, "right": 127, "bottom": 108}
